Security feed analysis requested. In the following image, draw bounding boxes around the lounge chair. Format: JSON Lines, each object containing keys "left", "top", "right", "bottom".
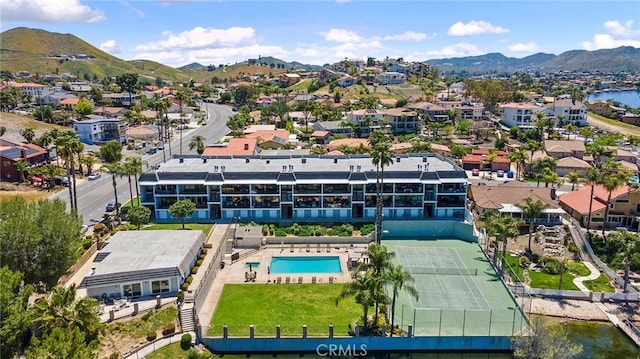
{"left": 276, "top": 277, "right": 282, "bottom": 284}
{"left": 329, "top": 276, "right": 334, "bottom": 283}
{"left": 285, "top": 276, "right": 291, "bottom": 284}
{"left": 317, "top": 244, "right": 321, "bottom": 253}
{"left": 298, "top": 276, "right": 303, "bottom": 284}
{"left": 306, "top": 243, "right": 311, "bottom": 252}
{"left": 326, "top": 243, "right": 331, "bottom": 253}
{"left": 311, "top": 276, "right": 317, "bottom": 284}
{"left": 290, "top": 244, "right": 294, "bottom": 253}
{"left": 244, "top": 272, "right": 250, "bottom": 282}
{"left": 251, "top": 271, "right": 257, "bottom": 282}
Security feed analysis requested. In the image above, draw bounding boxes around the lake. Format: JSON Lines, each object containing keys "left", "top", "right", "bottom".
{"left": 586, "top": 89, "right": 640, "bottom": 108}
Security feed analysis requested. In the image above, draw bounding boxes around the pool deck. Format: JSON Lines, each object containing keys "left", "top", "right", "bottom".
{"left": 198, "top": 244, "right": 364, "bottom": 333}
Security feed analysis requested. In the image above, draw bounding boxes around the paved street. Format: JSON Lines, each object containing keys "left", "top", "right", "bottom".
{"left": 50, "top": 104, "right": 233, "bottom": 225}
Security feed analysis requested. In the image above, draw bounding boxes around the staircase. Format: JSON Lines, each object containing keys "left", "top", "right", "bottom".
{"left": 179, "top": 303, "right": 195, "bottom": 332}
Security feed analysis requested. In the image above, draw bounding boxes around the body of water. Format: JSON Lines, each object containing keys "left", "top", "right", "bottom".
{"left": 586, "top": 89, "right": 640, "bottom": 108}
{"left": 269, "top": 256, "right": 342, "bottom": 274}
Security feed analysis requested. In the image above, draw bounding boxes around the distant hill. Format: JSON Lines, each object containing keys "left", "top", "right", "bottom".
{"left": 425, "top": 46, "right": 640, "bottom": 73}
{"left": 178, "top": 62, "right": 209, "bottom": 71}
{"left": 250, "top": 56, "right": 323, "bottom": 71}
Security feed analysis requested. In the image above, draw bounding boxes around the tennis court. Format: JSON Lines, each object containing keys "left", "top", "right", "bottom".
{"left": 383, "top": 239, "right": 528, "bottom": 337}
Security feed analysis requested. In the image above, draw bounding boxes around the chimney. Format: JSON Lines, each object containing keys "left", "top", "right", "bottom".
{"left": 550, "top": 187, "right": 557, "bottom": 200}
{"left": 21, "top": 148, "right": 27, "bottom": 160}
{"left": 244, "top": 143, "right": 249, "bottom": 150}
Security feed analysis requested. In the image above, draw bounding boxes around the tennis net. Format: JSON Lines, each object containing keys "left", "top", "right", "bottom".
{"left": 406, "top": 267, "right": 478, "bottom": 276}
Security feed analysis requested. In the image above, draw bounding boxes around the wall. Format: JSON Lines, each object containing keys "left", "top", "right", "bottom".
{"left": 382, "top": 219, "right": 477, "bottom": 242}
{"left": 201, "top": 335, "right": 512, "bottom": 354}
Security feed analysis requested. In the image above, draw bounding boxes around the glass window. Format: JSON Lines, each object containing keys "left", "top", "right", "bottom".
{"left": 123, "top": 283, "right": 142, "bottom": 297}
{"left": 151, "top": 280, "right": 170, "bottom": 294}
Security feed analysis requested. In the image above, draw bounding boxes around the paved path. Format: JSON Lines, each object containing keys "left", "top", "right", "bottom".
{"left": 196, "top": 224, "right": 230, "bottom": 334}
{"left": 573, "top": 261, "right": 601, "bottom": 292}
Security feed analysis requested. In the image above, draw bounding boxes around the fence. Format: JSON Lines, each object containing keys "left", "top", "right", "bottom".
{"left": 58, "top": 241, "right": 99, "bottom": 286}
{"left": 123, "top": 331, "right": 195, "bottom": 359}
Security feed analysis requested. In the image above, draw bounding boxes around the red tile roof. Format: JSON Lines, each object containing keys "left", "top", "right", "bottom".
{"left": 202, "top": 138, "right": 257, "bottom": 156}
{"left": 559, "top": 184, "right": 632, "bottom": 215}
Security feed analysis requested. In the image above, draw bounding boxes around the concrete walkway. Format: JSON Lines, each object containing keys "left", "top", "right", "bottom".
{"left": 573, "top": 261, "right": 601, "bottom": 292}
{"left": 195, "top": 224, "right": 229, "bottom": 334}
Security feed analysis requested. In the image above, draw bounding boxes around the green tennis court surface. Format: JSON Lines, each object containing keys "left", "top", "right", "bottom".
{"left": 383, "top": 239, "right": 528, "bottom": 337}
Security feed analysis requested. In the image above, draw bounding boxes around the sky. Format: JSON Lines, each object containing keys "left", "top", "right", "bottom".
{"left": 1, "top": 0, "right": 640, "bottom": 68}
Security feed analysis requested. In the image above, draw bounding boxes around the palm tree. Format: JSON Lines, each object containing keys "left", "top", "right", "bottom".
{"left": 524, "top": 140, "right": 541, "bottom": 174}
{"left": 508, "top": 150, "right": 526, "bottom": 181}
{"left": 32, "top": 284, "right": 102, "bottom": 343}
{"left": 485, "top": 212, "right": 523, "bottom": 272}
{"left": 126, "top": 156, "right": 145, "bottom": 205}
{"left": 153, "top": 96, "right": 170, "bottom": 162}
{"left": 189, "top": 135, "right": 206, "bottom": 155}
{"left": 101, "top": 162, "right": 123, "bottom": 216}
{"left": 521, "top": 197, "right": 547, "bottom": 253}
{"left": 79, "top": 155, "right": 97, "bottom": 176}
{"left": 566, "top": 171, "right": 581, "bottom": 191}
{"left": 15, "top": 160, "right": 27, "bottom": 183}
{"left": 584, "top": 167, "right": 601, "bottom": 233}
{"left": 369, "top": 131, "right": 394, "bottom": 244}
{"left": 55, "top": 131, "right": 82, "bottom": 211}
{"left": 557, "top": 257, "right": 569, "bottom": 290}
{"left": 600, "top": 169, "right": 631, "bottom": 240}
{"left": 335, "top": 271, "right": 376, "bottom": 331}
{"left": 360, "top": 244, "right": 395, "bottom": 324}
{"left": 579, "top": 127, "right": 594, "bottom": 145}
{"left": 175, "top": 88, "right": 190, "bottom": 156}
{"left": 40, "top": 164, "right": 63, "bottom": 190}
{"left": 386, "top": 264, "right": 418, "bottom": 337}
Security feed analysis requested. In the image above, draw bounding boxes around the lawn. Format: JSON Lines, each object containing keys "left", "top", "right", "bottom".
{"left": 146, "top": 342, "right": 212, "bottom": 359}
{"left": 209, "top": 284, "right": 363, "bottom": 337}
{"left": 583, "top": 274, "right": 616, "bottom": 293}
{"left": 503, "top": 255, "right": 590, "bottom": 291}
{"left": 142, "top": 223, "right": 214, "bottom": 235}
{"left": 107, "top": 306, "right": 178, "bottom": 339}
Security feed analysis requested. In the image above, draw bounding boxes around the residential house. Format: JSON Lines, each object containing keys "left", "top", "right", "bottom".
{"left": 390, "top": 142, "right": 413, "bottom": 154}
{"left": 201, "top": 138, "right": 259, "bottom": 157}
{"left": 408, "top": 102, "right": 449, "bottom": 123}
{"left": 60, "top": 97, "right": 80, "bottom": 111}
{"left": 461, "top": 149, "right": 510, "bottom": 172}
{"left": 9, "top": 82, "right": 51, "bottom": 102}
{"left": 313, "top": 121, "right": 353, "bottom": 137}
{"left": 337, "top": 75, "right": 356, "bottom": 88}
{"left": 429, "top": 143, "right": 452, "bottom": 157}
{"left": 73, "top": 116, "right": 127, "bottom": 145}
{"left": 375, "top": 72, "right": 406, "bottom": 85}
{"left": 549, "top": 99, "right": 588, "bottom": 126}
{"left": 544, "top": 140, "right": 586, "bottom": 160}
{"left": 555, "top": 157, "right": 592, "bottom": 176}
{"left": 0, "top": 139, "right": 50, "bottom": 181}
{"left": 585, "top": 100, "right": 616, "bottom": 118}
{"left": 310, "top": 130, "right": 331, "bottom": 145}
{"left": 559, "top": 184, "right": 640, "bottom": 230}
{"left": 620, "top": 113, "right": 640, "bottom": 125}
{"left": 278, "top": 73, "right": 301, "bottom": 88}
{"left": 245, "top": 130, "right": 291, "bottom": 149}
{"left": 499, "top": 102, "right": 547, "bottom": 129}
{"left": 383, "top": 108, "right": 419, "bottom": 134}
{"left": 103, "top": 92, "right": 139, "bottom": 107}
{"left": 345, "top": 109, "right": 385, "bottom": 137}
{"left": 469, "top": 182, "right": 564, "bottom": 224}
{"left": 456, "top": 105, "right": 484, "bottom": 121}
{"left": 137, "top": 153, "right": 468, "bottom": 222}
{"left": 253, "top": 95, "right": 275, "bottom": 108}
{"left": 93, "top": 106, "right": 128, "bottom": 119}
{"left": 79, "top": 230, "right": 205, "bottom": 299}
{"left": 327, "top": 138, "right": 370, "bottom": 152}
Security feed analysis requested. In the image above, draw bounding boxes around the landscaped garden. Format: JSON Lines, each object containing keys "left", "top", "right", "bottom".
{"left": 208, "top": 284, "right": 362, "bottom": 337}
{"left": 248, "top": 222, "right": 375, "bottom": 237}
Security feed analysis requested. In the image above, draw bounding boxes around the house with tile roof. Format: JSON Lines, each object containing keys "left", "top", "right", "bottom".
{"left": 544, "top": 140, "right": 586, "bottom": 160}
{"left": 555, "top": 156, "right": 592, "bottom": 176}
{"left": 468, "top": 181, "right": 564, "bottom": 224}
{"left": 245, "top": 129, "right": 292, "bottom": 149}
{"left": 0, "top": 139, "right": 50, "bottom": 181}
{"left": 559, "top": 184, "right": 640, "bottom": 230}
{"left": 327, "top": 138, "right": 370, "bottom": 152}
{"left": 201, "top": 138, "right": 258, "bottom": 157}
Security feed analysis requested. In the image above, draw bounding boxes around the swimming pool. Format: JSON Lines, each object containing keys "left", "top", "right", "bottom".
{"left": 269, "top": 256, "right": 342, "bottom": 274}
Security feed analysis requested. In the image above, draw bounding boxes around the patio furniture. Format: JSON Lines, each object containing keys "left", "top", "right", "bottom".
{"left": 285, "top": 276, "right": 290, "bottom": 284}
{"left": 311, "top": 276, "right": 317, "bottom": 284}
{"left": 298, "top": 276, "right": 303, "bottom": 284}
{"left": 276, "top": 277, "right": 282, "bottom": 284}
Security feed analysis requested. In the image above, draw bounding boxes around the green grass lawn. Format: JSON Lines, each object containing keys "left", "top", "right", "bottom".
{"left": 142, "top": 223, "right": 214, "bottom": 235}
{"left": 108, "top": 306, "right": 177, "bottom": 339}
{"left": 503, "top": 255, "right": 590, "bottom": 291}
{"left": 146, "top": 342, "right": 212, "bottom": 359}
{"left": 121, "top": 197, "right": 140, "bottom": 208}
{"left": 583, "top": 274, "right": 616, "bottom": 293}
{"left": 209, "top": 284, "right": 363, "bottom": 337}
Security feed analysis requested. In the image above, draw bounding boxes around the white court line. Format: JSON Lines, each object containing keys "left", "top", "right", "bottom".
{"left": 450, "top": 248, "right": 490, "bottom": 310}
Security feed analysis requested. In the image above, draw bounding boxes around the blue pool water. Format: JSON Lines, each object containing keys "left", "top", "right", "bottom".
{"left": 269, "top": 256, "right": 342, "bottom": 274}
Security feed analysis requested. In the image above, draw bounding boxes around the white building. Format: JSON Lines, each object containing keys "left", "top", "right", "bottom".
{"left": 549, "top": 99, "right": 588, "bottom": 127}
{"left": 499, "top": 102, "right": 547, "bottom": 129}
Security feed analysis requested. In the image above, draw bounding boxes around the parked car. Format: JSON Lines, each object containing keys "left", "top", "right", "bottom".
{"left": 497, "top": 169, "right": 505, "bottom": 177}
{"left": 88, "top": 173, "right": 101, "bottom": 180}
{"left": 472, "top": 168, "right": 480, "bottom": 176}
{"left": 105, "top": 202, "right": 121, "bottom": 212}
{"left": 54, "top": 176, "right": 69, "bottom": 187}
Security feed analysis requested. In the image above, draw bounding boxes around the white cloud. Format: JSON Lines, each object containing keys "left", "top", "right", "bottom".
{"left": 135, "top": 26, "right": 256, "bottom": 51}
{"left": 447, "top": 20, "right": 509, "bottom": 37}
{"left": 508, "top": 42, "right": 539, "bottom": 52}
{"left": 423, "top": 43, "right": 483, "bottom": 58}
{"left": 136, "top": 44, "right": 289, "bottom": 68}
{"left": 100, "top": 40, "right": 121, "bottom": 54}
{"left": 582, "top": 20, "right": 640, "bottom": 50}
{"left": 382, "top": 31, "right": 434, "bottom": 42}
{"left": 323, "top": 28, "right": 361, "bottom": 43}
{"left": 0, "top": 0, "right": 105, "bottom": 23}
{"left": 121, "top": 0, "right": 144, "bottom": 18}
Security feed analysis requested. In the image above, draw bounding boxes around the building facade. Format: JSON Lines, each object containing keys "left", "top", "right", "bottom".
{"left": 499, "top": 103, "right": 546, "bottom": 129}
{"left": 73, "top": 116, "right": 127, "bottom": 145}
{"left": 138, "top": 154, "right": 468, "bottom": 223}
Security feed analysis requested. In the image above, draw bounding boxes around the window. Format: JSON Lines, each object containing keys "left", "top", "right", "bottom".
{"left": 615, "top": 199, "right": 629, "bottom": 204}
{"left": 151, "top": 280, "right": 170, "bottom": 294}
{"left": 123, "top": 283, "right": 142, "bottom": 297}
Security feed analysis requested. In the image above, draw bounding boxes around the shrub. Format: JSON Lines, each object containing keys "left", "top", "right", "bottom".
{"left": 191, "top": 266, "right": 199, "bottom": 274}
{"left": 162, "top": 322, "right": 176, "bottom": 335}
{"left": 186, "top": 275, "right": 193, "bottom": 284}
{"left": 262, "top": 224, "right": 270, "bottom": 236}
{"left": 177, "top": 290, "right": 184, "bottom": 303}
{"left": 109, "top": 353, "right": 120, "bottom": 359}
{"left": 201, "top": 248, "right": 208, "bottom": 254}
{"left": 128, "top": 224, "right": 137, "bottom": 230}
{"left": 519, "top": 256, "right": 531, "bottom": 268}
{"left": 196, "top": 259, "right": 203, "bottom": 266}
{"left": 146, "top": 331, "right": 157, "bottom": 341}
{"left": 84, "top": 234, "right": 93, "bottom": 240}
{"left": 274, "top": 228, "right": 287, "bottom": 237}
{"left": 181, "top": 283, "right": 189, "bottom": 291}
{"left": 359, "top": 224, "right": 375, "bottom": 236}
{"left": 82, "top": 238, "right": 93, "bottom": 250}
{"left": 141, "top": 311, "right": 152, "bottom": 321}
{"left": 181, "top": 333, "right": 192, "bottom": 350}
{"left": 94, "top": 223, "right": 107, "bottom": 232}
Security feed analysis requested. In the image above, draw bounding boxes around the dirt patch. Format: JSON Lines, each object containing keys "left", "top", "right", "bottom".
{"left": 0, "top": 183, "right": 59, "bottom": 203}
{"left": 0, "top": 111, "right": 65, "bottom": 137}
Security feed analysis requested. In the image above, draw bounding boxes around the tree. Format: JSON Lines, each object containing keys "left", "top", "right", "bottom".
{"left": 386, "top": 264, "right": 418, "bottom": 337}
{"left": 115, "top": 73, "right": 139, "bottom": 108}
{"left": 226, "top": 112, "right": 249, "bottom": 137}
{"left": 56, "top": 130, "right": 83, "bottom": 211}
{"left": 101, "top": 162, "right": 124, "bottom": 216}
{"left": 557, "top": 257, "right": 569, "bottom": 290}
{"left": 32, "top": 106, "right": 54, "bottom": 123}
{"left": 522, "top": 197, "right": 547, "bottom": 253}
{"left": 26, "top": 327, "right": 98, "bottom": 359}
{"left": 169, "top": 199, "right": 197, "bottom": 229}
{"left": 600, "top": 168, "right": 631, "bottom": 239}
{"left": 360, "top": 244, "right": 395, "bottom": 324}
{"left": 189, "top": 135, "right": 206, "bottom": 155}
{"left": 40, "top": 163, "right": 64, "bottom": 189}
{"left": 73, "top": 98, "right": 94, "bottom": 118}
{"left": 127, "top": 206, "right": 151, "bottom": 230}
{"left": 485, "top": 212, "right": 523, "bottom": 272}
{"left": 524, "top": 140, "right": 541, "bottom": 171}
{"left": 153, "top": 96, "right": 170, "bottom": 162}
{"left": 0, "top": 267, "right": 34, "bottom": 358}
{"left": 508, "top": 150, "right": 526, "bottom": 180}
{"left": 369, "top": 130, "right": 394, "bottom": 244}
{"left": 78, "top": 155, "right": 97, "bottom": 176}
{"left": 565, "top": 172, "right": 581, "bottom": 191}
{"left": 584, "top": 168, "right": 601, "bottom": 233}
{"left": 0, "top": 198, "right": 83, "bottom": 287}
{"left": 125, "top": 156, "right": 145, "bottom": 203}
{"left": 99, "top": 140, "right": 123, "bottom": 163}
{"left": 35, "top": 132, "right": 53, "bottom": 149}
{"left": 175, "top": 87, "right": 191, "bottom": 156}
{"left": 335, "top": 270, "right": 376, "bottom": 330}
{"left": 15, "top": 160, "right": 27, "bottom": 183}
{"left": 512, "top": 316, "right": 582, "bottom": 359}
{"left": 22, "top": 127, "right": 36, "bottom": 143}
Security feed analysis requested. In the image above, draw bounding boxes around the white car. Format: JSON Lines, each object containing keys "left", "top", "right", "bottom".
{"left": 88, "top": 173, "right": 101, "bottom": 180}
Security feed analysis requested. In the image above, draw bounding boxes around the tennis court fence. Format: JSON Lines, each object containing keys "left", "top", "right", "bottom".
{"left": 406, "top": 267, "right": 478, "bottom": 276}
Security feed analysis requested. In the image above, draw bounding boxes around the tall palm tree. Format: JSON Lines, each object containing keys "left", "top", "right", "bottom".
{"left": 485, "top": 212, "right": 523, "bottom": 272}
{"left": 360, "top": 244, "right": 395, "bottom": 324}
{"left": 153, "top": 96, "right": 170, "bottom": 162}
{"left": 101, "top": 162, "right": 123, "bottom": 216}
{"left": 335, "top": 271, "right": 376, "bottom": 330}
{"left": 386, "top": 264, "right": 418, "bottom": 337}
{"left": 126, "top": 156, "right": 145, "bottom": 205}
{"left": 369, "top": 130, "right": 394, "bottom": 244}
{"left": 521, "top": 197, "right": 547, "bottom": 253}
{"left": 524, "top": 140, "right": 541, "bottom": 174}
{"left": 566, "top": 172, "right": 581, "bottom": 191}
{"left": 600, "top": 169, "right": 630, "bottom": 240}
{"left": 32, "top": 284, "right": 102, "bottom": 343}
{"left": 175, "top": 88, "right": 190, "bottom": 156}
{"left": 40, "top": 163, "right": 64, "bottom": 190}
{"left": 55, "top": 131, "right": 82, "bottom": 211}
{"left": 507, "top": 150, "right": 526, "bottom": 181}
{"left": 79, "top": 155, "right": 97, "bottom": 176}
{"left": 189, "top": 135, "right": 206, "bottom": 155}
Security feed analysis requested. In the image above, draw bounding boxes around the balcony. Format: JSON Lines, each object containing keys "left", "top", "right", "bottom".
{"left": 395, "top": 195, "right": 422, "bottom": 207}
{"left": 438, "top": 184, "right": 466, "bottom": 194}
{"left": 252, "top": 196, "right": 280, "bottom": 209}
{"left": 323, "top": 196, "right": 350, "bottom": 208}
{"left": 323, "top": 184, "right": 350, "bottom": 194}
{"left": 252, "top": 184, "right": 279, "bottom": 194}
{"left": 222, "top": 196, "right": 250, "bottom": 208}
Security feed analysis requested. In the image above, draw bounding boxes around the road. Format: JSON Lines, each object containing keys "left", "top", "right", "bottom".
{"left": 50, "top": 104, "right": 233, "bottom": 225}
{"left": 587, "top": 113, "right": 640, "bottom": 137}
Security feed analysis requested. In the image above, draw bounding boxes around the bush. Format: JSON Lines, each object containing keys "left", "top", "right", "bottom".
{"left": 84, "top": 234, "right": 93, "bottom": 240}
{"left": 191, "top": 266, "right": 199, "bottom": 274}
{"left": 186, "top": 275, "right": 193, "bottom": 284}
{"left": 109, "top": 353, "right": 120, "bottom": 359}
{"left": 141, "top": 311, "right": 152, "bottom": 321}
{"left": 93, "top": 223, "right": 107, "bottom": 232}
{"left": 181, "top": 283, "right": 190, "bottom": 291}
{"left": 181, "top": 333, "right": 192, "bottom": 350}
{"left": 275, "top": 228, "right": 287, "bottom": 237}
{"left": 146, "top": 331, "right": 157, "bottom": 341}
{"left": 82, "top": 238, "right": 93, "bottom": 250}
{"left": 162, "top": 322, "right": 175, "bottom": 336}
{"left": 196, "top": 259, "right": 203, "bottom": 266}
{"left": 359, "top": 224, "right": 375, "bottom": 236}
{"left": 128, "top": 224, "right": 138, "bottom": 230}
{"left": 519, "top": 256, "right": 531, "bottom": 268}
{"left": 177, "top": 290, "right": 184, "bottom": 303}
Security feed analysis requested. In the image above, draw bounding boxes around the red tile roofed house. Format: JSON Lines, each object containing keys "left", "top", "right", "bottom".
{"left": 93, "top": 106, "right": 127, "bottom": 119}
{"left": 429, "top": 143, "right": 451, "bottom": 157}
{"left": 201, "top": 138, "right": 258, "bottom": 157}
{"left": 327, "top": 138, "right": 370, "bottom": 152}
{"left": 310, "top": 130, "right": 331, "bottom": 145}
{"left": 543, "top": 140, "right": 586, "bottom": 160}
{"left": 462, "top": 150, "right": 510, "bottom": 171}
{"left": 390, "top": 142, "right": 412, "bottom": 154}
{"left": 559, "top": 184, "right": 640, "bottom": 230}
{"left": 244, "top": 130, "right": 291, "bottom": 149}
{"left": 60, "top": 97, "right": 80, "bottom": 111}
{"left": 0, "top": 139, "right": 50, "bottom": 181}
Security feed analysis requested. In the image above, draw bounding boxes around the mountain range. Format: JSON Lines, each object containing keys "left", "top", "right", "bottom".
{"left": 2, "top": 27, "right": 640, "bottom": 84}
